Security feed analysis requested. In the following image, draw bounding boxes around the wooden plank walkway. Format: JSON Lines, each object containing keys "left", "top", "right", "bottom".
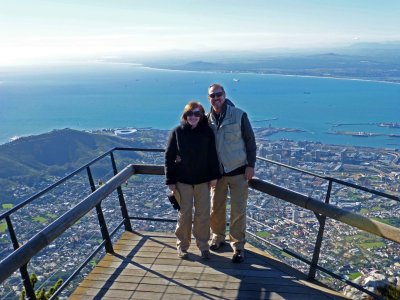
{"left": 70, "top": 231, "right": 349, "bottom": 300}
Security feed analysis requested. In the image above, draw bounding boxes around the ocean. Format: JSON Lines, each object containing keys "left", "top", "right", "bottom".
{"left": 1, "top": 62, "right": 399, "bottom": 148}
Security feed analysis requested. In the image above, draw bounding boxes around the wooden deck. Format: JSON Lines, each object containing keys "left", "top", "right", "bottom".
{"left": 70, "top": 231, "right": 349, "bottom": 300}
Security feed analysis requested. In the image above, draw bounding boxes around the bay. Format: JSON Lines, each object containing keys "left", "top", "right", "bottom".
{"left": 0, "top": 62, "right": 399, "bottom": 148}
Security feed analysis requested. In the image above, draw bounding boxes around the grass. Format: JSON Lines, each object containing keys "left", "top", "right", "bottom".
{"left": 281, "top": 251, "right": 292, "bottom": 258}
{"left": 359, "top": 241, "right": 385, "bottom": 250}
{"left": 89, "top": 259, "right": 97, "bottom": 267}
{"left": 371, "top": 206, "right": 381, "bottom": 211}
{"left": 256, "top": 231, "right": 272, "bottom": 239}
{"left": 129, "top": 175, "right": 140, "bottom": 181}
{"left": 344, "top": 234, "right": 387, "bottom": 251}
{"left": 33, "top": 216, "right": 48, "bottom": 224}
{"left": 373, "top": 217, "right": 400, "bottom": 227}
{"left": 2, "top": 203, "right": 13, "bottom": 209}
{"left": 139, "top": 138, "right": 153, "bottom": 143}
{"left": 344, "top": 234, "right": 365, "bottom": 242}
{"left": 0, "top": 222, "right": 7, "bottom": 233}
{"left": 144, "top": 202, "right": 153, "bottom": 208}
{"left": 348, "top": 272, "right": 362, "bottom": 280}
{"left": 46, "top": 213, "right": 58, "bottom": 219}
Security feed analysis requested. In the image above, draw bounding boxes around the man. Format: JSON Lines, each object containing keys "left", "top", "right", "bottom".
{"left": 207, "top": 83, "right": 256, "bottom": 263}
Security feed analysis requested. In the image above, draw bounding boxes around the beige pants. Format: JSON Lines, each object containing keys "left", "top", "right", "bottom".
{"left": 175, "top": 182, "right": 210, "bottom": 251}
{"left": 210, "top": 174, "right": 248, "bottom": 251}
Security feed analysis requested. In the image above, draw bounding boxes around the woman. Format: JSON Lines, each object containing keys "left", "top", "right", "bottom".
{"left": 165, "top": 101, "right": 220, "bottom": 259}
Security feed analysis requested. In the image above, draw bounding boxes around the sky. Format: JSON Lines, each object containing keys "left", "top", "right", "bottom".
{"left": 1, "top": 0, "right": 400, "bottom": 65}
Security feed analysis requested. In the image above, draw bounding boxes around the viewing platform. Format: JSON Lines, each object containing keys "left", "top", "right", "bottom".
{"left": 1, "top": 147, "right": 399, "bottom": 299}
{"left": 70, "top": 231, "right": 347, "bottom": 300}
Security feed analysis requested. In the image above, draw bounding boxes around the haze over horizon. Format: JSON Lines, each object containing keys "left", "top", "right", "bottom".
{"left": 1, "top": 0, "right": 400, "bottom": 65}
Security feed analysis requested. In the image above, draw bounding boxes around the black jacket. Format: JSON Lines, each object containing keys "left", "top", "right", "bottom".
{"left": 165, "top": 118, "right": 221, "bottom": 185}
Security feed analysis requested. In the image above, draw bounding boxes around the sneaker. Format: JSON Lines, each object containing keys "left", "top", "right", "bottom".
{"left": 210, "top": 240, "right": 225, "bottom": 251}
{"left": 232, "top": 250, "right": 245, "bottom": 263}
{"left": 178, "top": 249, "right": 189, "bottom": 259}
{"left": 201, "top": 250, "right": 210, "bottom": 260}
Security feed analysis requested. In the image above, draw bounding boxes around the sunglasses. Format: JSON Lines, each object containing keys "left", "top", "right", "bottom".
{"left": 209, "top": 92, "right": 224, "bottom": 99}
{"left": 186, "top": 110, "right": 202, "bottom": 117}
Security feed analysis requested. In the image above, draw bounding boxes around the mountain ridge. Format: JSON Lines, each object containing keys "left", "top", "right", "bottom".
{"left": 0, "top": 128, "right": 162, "bottom": 204}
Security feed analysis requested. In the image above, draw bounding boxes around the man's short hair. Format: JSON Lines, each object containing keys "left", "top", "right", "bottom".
{"left": 208, "top": 83, "right": 225, "bottom": 94}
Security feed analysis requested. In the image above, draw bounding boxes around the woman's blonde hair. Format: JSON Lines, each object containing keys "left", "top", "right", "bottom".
{"left": 181, "top": 101, "right": 205, "bottom": 123}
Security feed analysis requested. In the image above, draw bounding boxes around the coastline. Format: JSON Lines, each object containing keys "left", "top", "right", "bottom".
{"left": 1, "top": 62, "right": 399, "bottom": 149}
{"left": 4, "top": 59, "right": 400, "bottom": 85}
{"left": 2, "top": 126, "right": 399, "bottom": 151}
{"left": 137, "top": 64, "right": 400, "bottom": 86}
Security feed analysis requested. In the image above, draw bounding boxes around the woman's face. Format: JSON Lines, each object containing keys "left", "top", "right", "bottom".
{"left": 186, "top": 108, "right": 202, "bottom": 128}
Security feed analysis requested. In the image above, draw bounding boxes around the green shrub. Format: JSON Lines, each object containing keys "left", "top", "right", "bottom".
{"left": 20, "top": 274, "right": 63, "bottom": 300}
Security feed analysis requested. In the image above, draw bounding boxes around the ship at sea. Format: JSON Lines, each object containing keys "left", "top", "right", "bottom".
{"left": 379, "top": 122, "right": 400, "bottom": 128}
{"left": 352, "top": 132, "right": 372, "bottom": 137}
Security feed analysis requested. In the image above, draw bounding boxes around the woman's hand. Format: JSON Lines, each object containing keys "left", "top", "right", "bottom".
{"left": 209, "top": 179, "right": 217, "bottom": 189}
{"left": 168, "top": 184, "right": 176, "bottom": 193}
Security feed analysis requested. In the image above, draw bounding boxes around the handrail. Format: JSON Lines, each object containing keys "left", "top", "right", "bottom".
{"left": 0, "top": 164, "right": 134, "bottom": 284}
{"left": 0, "top": 147, "right": 164, "bottom": 221}
{"left": 0, "top": 164, "right": 166, "bottom": 285}
{"left": 257, "top": 156, "right": 400, "bottom": 202}
{"left": 117, "top": 165, "right": 400, "bottom": 244}
{"left": 1, "top": 148, "right": 398, "bottom": 299}
{"left": 2, "top": 163, "right": 398, "bottom": 284}
{"left": 249, "top": 179, "right": 400, "bottom": 243}
{"left": 1, "top": 150, "right": 395, "bottom": 222}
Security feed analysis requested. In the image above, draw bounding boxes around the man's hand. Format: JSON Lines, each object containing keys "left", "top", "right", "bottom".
{"left": 244, "top": 166, "right": 255, "bottom": 181}
{"left": 209, "top": 179, "right": 217, "bottom": 189}
{"left": 168, "top": 184, "right": 176, "bottom": 193}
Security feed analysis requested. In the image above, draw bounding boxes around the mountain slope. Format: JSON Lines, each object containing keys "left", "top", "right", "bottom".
{"left": 0, "top": 128, "right": 164, "bottom": 203}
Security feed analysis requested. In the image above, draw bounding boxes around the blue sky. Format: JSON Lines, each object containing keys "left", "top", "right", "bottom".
{"left": 1, "top": 0, "right": 400, "bottom": 65}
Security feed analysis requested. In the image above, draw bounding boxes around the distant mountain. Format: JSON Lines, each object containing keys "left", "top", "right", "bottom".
{"left": 142, "top": 41, "right": 400, "bottom": 83}
{"left": 180, "top": 60, "right": 221, "bottom": 68}
{"left": 339, "top": 42, "right": 400, "bottom": 61}
{"left": 349, "top": 41, "right": 400, "bottom": 50}
{"left": 0, "top": 128, "right": 163, "bottom": 203}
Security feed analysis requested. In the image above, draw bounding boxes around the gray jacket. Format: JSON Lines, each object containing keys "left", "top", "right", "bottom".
{"left": 208, "top": 99, "right": 256, "bottom": 173}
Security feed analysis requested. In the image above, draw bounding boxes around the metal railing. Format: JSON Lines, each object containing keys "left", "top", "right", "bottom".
{"left": 0, "top": 148, "right": 399, "bottom": 300}
{"left": 0, "top": 147, "right": 164, "bottom": 300}
{"left": 250, "top": 156, "right": 399, "bottom": 299}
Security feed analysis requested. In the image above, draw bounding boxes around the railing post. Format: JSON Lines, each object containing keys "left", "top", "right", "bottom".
{"left": 86, "top": 167, "right": 114, "bottom": 253}
{"left": 308, "top": 180, "right": 333, "bottom": 280}
{"left": 110, "top": 152, "right": 133, "bottom": 231}
{"left": 6, "top": 216, "right": 36, "bottom": 300}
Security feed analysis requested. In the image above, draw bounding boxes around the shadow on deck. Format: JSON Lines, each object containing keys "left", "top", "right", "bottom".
{"left": 70, "top": 231, "right": 348, "bottom": 300}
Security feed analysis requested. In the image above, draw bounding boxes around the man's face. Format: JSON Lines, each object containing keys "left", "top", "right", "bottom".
{"left": 208, "top": 86, "right": 225, "bottom": 112}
